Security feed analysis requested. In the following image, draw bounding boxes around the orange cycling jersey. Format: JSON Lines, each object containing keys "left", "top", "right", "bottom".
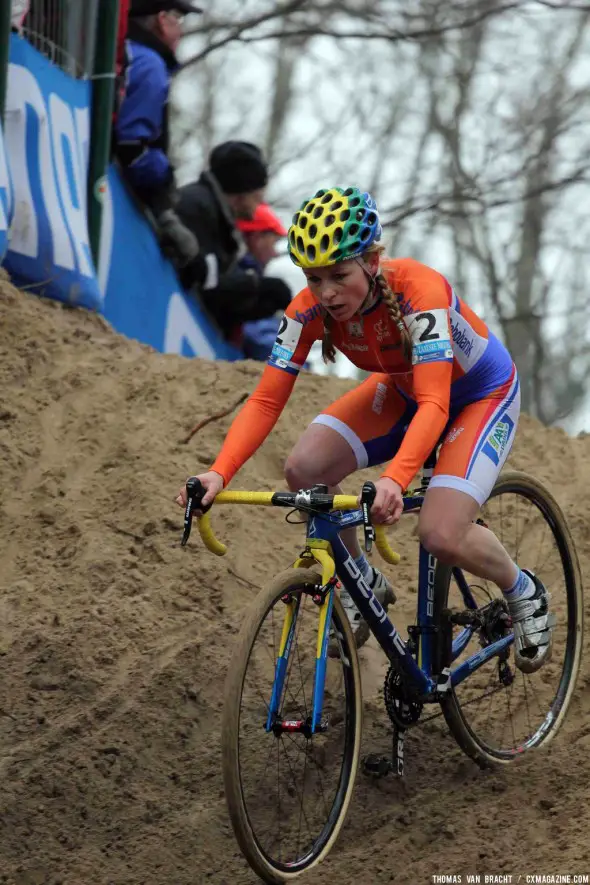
{"left": 211, "top": 258, "right": 514, "bottom": 490}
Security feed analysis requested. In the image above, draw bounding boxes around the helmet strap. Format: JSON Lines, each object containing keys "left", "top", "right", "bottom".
{"left": 355, "top": 257, "right": 378, "bottom": 313}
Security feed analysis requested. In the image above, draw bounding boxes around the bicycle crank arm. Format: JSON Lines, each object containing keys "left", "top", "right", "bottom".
{"left": 362, "top": 727, "right": 406, "bottom": 778}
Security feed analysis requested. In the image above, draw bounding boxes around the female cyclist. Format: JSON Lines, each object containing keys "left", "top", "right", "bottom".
{"left": 176, "top": 186, "right": 554, "bottom": 673}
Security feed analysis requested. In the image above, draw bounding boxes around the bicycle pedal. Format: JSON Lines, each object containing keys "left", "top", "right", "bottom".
{"left": 361, "top": 754, "right": 393, "bottom": 778}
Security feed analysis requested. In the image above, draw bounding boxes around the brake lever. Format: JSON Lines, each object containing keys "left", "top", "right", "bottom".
{"left": 181, "top": 476, "right": 210, "bottom": 547}
{"left": 360, "top": 481, "right": 377, "bottom": 553}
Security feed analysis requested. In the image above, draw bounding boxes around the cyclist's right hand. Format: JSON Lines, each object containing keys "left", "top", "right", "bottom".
{"left": 175, "top": 471, "right": 224, "bottom": 510}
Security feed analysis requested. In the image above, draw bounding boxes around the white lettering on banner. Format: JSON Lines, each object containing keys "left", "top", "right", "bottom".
{"left": 0, "top": 128, "right": 12, "bottom": 236}
{"left": 49, "top": 93, "right": 92, "bottom": 277}
{"left": 5, "top": 62, "right": 92, "bottom": 276}
{"left": 164, "top": 292, "right": 216, "bottom": 358}
{"left": 5, "top": 66, "right": 40, "bottom": 259}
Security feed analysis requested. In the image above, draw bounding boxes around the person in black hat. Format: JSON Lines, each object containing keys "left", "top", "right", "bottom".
{"left": 113, "top": 0, "right": 202, "bottom": 267}
{"left": 176, "top": 141, "right": 292, "bottom": 343}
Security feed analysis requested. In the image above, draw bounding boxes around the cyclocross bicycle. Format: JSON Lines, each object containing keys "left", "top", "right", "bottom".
{"left": 180, "top": 459, "right": 583, "bottom": 885}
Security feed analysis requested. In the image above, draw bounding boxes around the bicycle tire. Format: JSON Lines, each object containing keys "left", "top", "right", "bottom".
{"left": 435, "top": 470, "right": 583, "bottom": 768}
{"left": 221, "top": 567, "right": 363, "bottom": 884}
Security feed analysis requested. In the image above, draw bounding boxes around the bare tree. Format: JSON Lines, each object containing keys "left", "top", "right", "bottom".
{"left": 390, "top": 6, "right": 590, "bottom": 421}
{"left": 171, "top": 0, "right": 590, "bottom": 426}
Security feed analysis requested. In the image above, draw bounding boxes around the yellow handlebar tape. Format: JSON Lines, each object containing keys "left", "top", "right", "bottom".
{"left": 374, "top": 525, "right": 401, "bottom": 565}
{"left": 197, "top": 512, "right": 227, "bottom": 556}
{"left": 332, "top": 495, "right": 360, "bottom": 510}
{"left": 194, "top": 491, "right": 401, "bottom": 563}
{"left": 215, "top": 491, "right": 275, "bottom": 505}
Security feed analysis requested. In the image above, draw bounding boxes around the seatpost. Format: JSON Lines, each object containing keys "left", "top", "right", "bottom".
{"left": 419, "top": 447, "right": 439, "bottom": 492}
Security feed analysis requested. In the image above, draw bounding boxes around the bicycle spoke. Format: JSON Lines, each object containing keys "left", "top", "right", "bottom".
{"left": 441, "top": 475, "right": 580, "bottom": 761}
{"left": 233, "top": 581, "right": 357, "bottom": 871}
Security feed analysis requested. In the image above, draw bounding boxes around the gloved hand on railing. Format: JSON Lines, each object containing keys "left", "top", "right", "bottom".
{"left": 156, "top": 208, "right": 200, "bottom": 268}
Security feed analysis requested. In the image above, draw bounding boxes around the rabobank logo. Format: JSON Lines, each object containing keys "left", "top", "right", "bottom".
{"left": 450, "top": 319, "right": 474, "bottom": 358}
{"left": 295, "top": 303, "right": 322, "bottom": 326}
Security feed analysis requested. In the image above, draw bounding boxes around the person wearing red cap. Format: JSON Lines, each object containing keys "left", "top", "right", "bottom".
{"left": 234, "top": 205, "right": 294, "bottom": 360}
{"left": 237, "top": 204, "right": 288, "bottom": 269}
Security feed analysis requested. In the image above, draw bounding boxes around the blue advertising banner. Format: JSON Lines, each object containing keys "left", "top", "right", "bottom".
{"left": 99, "top": 165, "right": 241, "bottom": 359}
{"left": 2, "top": 34, "right": 241, "bottom": 361}
{"left": 0, "top": 121, "right": 13, "bottom": 262}
{"left": 3, "top": 33, "right": 101, "bottom": 309}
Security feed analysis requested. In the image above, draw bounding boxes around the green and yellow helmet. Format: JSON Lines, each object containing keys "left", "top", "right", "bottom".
{"left": 287, "top": 186, "right": 382, "bottom": 268}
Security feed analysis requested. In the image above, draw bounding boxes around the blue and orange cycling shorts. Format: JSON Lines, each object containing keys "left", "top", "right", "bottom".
{"left": 312, "top": 366, "right": 520, "bottom": 505}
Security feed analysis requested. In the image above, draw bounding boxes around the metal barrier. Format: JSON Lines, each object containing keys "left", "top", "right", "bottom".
{"left": 88, "top": 0, "right": 120, "bottom": 264}
{"left": 21, "top": 0, "right": 100, "bottom": 78}
{"left": 2, "top": 0, "right": 120, "bottom": 262}
{"left": 0, "top": 3, "right": 10, "bottom": 120}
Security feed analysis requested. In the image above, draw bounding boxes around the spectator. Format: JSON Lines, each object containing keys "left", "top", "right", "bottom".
{"left": 236, "top": 204, "right": 293, "bottom": 361}
{"left": 176, "top": 141, "right": 292, "bottom": 342}
{"left": 114, "top": 0, "right": 202, "bottom": 268}
{"left": 11, "top": 1, "right": 30, "bottom": 31}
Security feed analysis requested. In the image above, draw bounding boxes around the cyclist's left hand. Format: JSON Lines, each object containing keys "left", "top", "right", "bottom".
{"left": 371, "top": 478, "right": 404, "bottom": 525}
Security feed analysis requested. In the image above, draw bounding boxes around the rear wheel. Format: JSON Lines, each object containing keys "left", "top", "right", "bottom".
{"left": 221, "top": 567, "right": 362, "bottom": 883}
{"left": 436, "top": 471, "right": 583, "bottom": 767}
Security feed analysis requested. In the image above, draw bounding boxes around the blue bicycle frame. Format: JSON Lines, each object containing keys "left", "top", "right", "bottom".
{"left": 266, "top": 495, "right": 514, "bottom": 735}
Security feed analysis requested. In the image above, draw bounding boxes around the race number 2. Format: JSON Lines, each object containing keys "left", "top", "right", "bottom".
{"left": 406, "top": 308, "right": 453, "bottom": 365}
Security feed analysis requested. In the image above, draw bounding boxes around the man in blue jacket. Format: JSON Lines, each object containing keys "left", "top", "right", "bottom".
{"left": 114, "top": 0, "right": 202, "bottom": 267}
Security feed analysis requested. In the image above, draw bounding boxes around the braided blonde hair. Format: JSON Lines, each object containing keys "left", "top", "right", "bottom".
{"left": 320, "top": 245, "right": 412, "bottom": 364}
{"left": 321, "top": 311, "right": 337, "bottom": 364}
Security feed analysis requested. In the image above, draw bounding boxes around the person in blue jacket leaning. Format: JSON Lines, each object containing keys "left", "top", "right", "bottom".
{"left": 114, "top": 0, "right": 202, "bottom": 268}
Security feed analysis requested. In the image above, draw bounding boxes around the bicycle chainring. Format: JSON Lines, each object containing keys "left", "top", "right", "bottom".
{"left": 384, "top": 667, "right": 423, "bottom": 728}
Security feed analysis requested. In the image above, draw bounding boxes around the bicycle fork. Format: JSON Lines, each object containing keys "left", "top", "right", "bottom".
{"left": 265, "top": 547, "right": 336, "bottom": 738}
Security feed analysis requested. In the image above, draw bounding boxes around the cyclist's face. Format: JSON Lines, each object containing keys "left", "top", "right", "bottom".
{"left": 303, "top": 257, "right": 376, "bottom": 321}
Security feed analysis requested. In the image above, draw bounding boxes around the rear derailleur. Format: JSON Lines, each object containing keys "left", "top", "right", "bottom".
{"left": 449, "top": 597, "right": 515, "bottom": 686}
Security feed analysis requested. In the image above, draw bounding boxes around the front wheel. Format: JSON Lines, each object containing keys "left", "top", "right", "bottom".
{"left": 221, "top": 567, "right": 363, "bottom": 883}
{"left": 435, "top": 471, "right": 583, "bottom": 767}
